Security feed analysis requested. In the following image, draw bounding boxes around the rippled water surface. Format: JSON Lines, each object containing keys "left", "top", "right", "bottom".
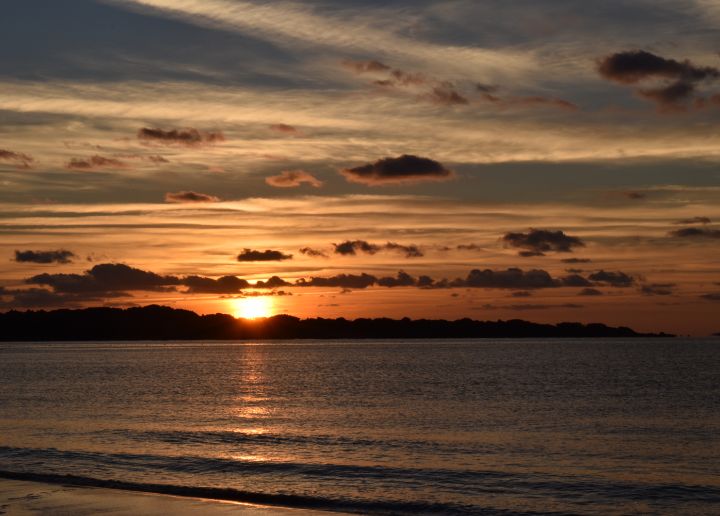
{"left": 1, "top": 339, "right": 719, "bottom": 514}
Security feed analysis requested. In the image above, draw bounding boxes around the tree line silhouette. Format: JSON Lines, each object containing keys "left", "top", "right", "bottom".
{"left": 0, "top": 305, "right": 673, "bottom": 341}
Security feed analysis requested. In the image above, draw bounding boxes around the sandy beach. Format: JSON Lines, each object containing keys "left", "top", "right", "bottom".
{"left": 0, "top": 479, "right": 340, "bottom": 516}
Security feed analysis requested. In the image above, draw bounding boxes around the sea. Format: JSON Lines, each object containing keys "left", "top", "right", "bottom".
{"left": 0, "top": 339, "right": 718, "bottom": 515}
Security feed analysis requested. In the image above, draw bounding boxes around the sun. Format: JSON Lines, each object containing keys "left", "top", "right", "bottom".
{"left": 232, "top": 296, "right": 274, "bottom": 319}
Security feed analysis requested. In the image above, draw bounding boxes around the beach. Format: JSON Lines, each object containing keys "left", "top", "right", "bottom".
{"left": 0, "top": 478, "right": 336, "bottom": 516}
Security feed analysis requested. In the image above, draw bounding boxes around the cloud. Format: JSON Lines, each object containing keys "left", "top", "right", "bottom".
{"left": 296, "top": 273, "right": 378, "bottom": 289}
{"left": 383, "top": 242, "right": 424, "bottom": 258}
{"left": 183, "top": 275, "right": 250, "bottom": 294}
{"left": 588, "top": 270, "right": 635, "bottom": 287}
{"left": 510, "top": 291, "right": 532, "bottom": 297}
{"left": 254, "top": 276, "right": 292, "bottom": 289}
{"left": 624, "top": 191, "right": 646, "bottom": 200}
{"left": 138, "top": 127, "right": 224, "bottom": 146}
{"left": 0, "top": 288, "right": 116, "bottom": 308}
{"left": 462, "top": 268, "right": 560, "bottom": 289}
{"left": 597, "top": 50, "right": 720, "bottom": 109}
{"left": 578, "top": 288, "right": 603, "bottom": 296}
{"left": 506, "top": 303, "right": 583, "bottom": 311}
{"left": 236, "top": 248, "right": 293, "bottom": 261}
{"left": 66, "top": 155, "right": 126, "bottom": 170}
{"left": 700, "top": 292, "right": 720, "bottom": 301}
{"left": 164, "top": 191, "right": 221, "bottom": 203}
{"left": 477, "top": 85, "right": 577, "bottom": 111}
{"left": 502, "top": 229, "right": 585, "bottom": 256}
{"left": 333, "top": 240, "right": 380, "bottom": 255}
{"left": 456, "top": 244, "right": 484, "bottom": 251}
{"left": 269, "top": 123, "right": 299, "bottom": 134}
{"left": 560, "top": 274, "right": 593, "bottom": 287}
{"left": 0, "top": 149, "right": 33, "bottom": 168}
{"left": 341, "top": 59, "right": 391, "bottom": 73}
{"left": 428, "top": 84, "right": 468, "bottom": 105}
{"left": 341, "top": 155, "right": 453, "bottom": 186}
{"left": 674, "top": 216, "right": 711, "bottom": 225}
{"left": 299, "top": 247, "right": 328, "bottom": 258}
{"left": 333, "top": 240, "right": 423, "bottom": 257}
{"left": 265, "top": 170, "right": 323, "bottom": 188}
{"left": 14, "top": 250, "right": 76, "bottom": 264}
{"left": 377, "top": 271, "right": 416, "bottom": 287}
{"left": 640, "top": 283, "right": 676, "bottom": 296}
{"left": 668, "top": 227, "right": 720, "bottom": 239}
{"left": 562, "top": 258, "right": 592, "bottom": 264}
{"left": 27, "top": 263, "right": 181, "bottom": 293}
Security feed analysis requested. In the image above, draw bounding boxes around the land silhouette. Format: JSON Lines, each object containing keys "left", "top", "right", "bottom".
{"left": 0, "top": 305, "right": 672, "bottom": 341}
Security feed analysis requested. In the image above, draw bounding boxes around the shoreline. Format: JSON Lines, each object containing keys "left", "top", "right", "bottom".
{"left": 0, "top": 474, "right": 349, "bottom": 516}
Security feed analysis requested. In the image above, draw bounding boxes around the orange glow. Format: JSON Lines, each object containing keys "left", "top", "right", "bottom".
{"left": 232, "top": 296, "right": 274, "bottom": 319}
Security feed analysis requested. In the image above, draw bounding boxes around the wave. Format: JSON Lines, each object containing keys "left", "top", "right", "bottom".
{"left": 105, "top": 428, "right": 480, "bottom": 455}
{"left": 0, "top": 469, "right": 505, "bottom": 516}
{"left": 1, "top": 445, "right": 720, "bottom": 510}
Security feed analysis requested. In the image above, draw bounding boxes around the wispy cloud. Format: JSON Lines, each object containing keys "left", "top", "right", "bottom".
{"left": 116, "top": 0, "right": 537, "bottom": 80}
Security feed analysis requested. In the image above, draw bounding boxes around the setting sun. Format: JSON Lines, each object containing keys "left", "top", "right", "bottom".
{"left": 232, "top": 296, "right": 274, "bottom": 319}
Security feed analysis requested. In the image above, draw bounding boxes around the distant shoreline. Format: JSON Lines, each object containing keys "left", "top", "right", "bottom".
{"left": 0, "top": 305, "right": 674, "bottom": 341}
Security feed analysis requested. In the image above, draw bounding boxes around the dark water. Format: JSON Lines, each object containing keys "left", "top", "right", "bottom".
{"left": 0, "top": 339, "right": 719, "bottom": 515}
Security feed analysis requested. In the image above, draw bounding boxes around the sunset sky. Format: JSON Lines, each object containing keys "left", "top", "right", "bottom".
{"left": 2, "top": 0, "right": 720, "bottom": 334}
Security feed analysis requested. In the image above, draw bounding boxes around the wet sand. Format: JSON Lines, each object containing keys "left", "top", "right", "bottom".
{"left": 0, "top": 479, "right": 341, "bottom": 516}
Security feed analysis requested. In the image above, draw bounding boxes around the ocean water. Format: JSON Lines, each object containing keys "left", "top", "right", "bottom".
{"left": 0, "top": 339, "right": 718, "bottom": 515}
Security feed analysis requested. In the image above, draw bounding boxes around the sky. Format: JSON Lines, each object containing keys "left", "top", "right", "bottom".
{"left": 1, "top": 0, "right": 720, "bottom": 335}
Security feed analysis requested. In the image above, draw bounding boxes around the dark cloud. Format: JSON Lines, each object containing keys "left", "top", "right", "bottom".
{"left": 164, "top": 191, "right": 220, "bottom": 203}
{"left": 0, "top": 149, "right": 33, "bottom": 168}
{"left": 334, "top": 240, "right": 380, "bottom": 255}
{"left": 23, "top": 263, "right": 284, "bottom": 297}
{"left": 511, "top": 291, "right": 532, "bottom": 297}
{"left": 138, "top": 127, "right": 224, "bottom": 146}
{"left": 333, "top": 240, "right": 423, "bottom": 257}
{"left": 383, "top": 242, "right": 424, "bottom": 258}
{"left": 597, "top": 50, "right": 720, "bottom": 109}
{"left": 700, "top": 292, "right": 720, "bottom": 301}
{"left": 502, "top": 229, "right": 585, "bottom": 256}
{"left": 66, "top": 155, "right": 125, "bottom": 170}
{"left": 296, "top": 273, "right": 378, "bottom": 289}
{"left": 377, "top": 271, "right": 416, "bottom": 287}
{"left": 429, "top": 84, "right": 468, "bottom": 105}
{"left": 477, "top": 86, "right": 576, "bottom": 111}
{"left": 640, "top": 283, "right": 675, "bottom": 296}
{"left": 28, "top": 263, "right": 181, "bottom": 293}
{"left": 562, "top": 258, "right": 592, "bottom": 264}
{"left": 265, "top": 170, "right": 322, "bottom": 188}
{"left": 588, "top": 270, "right": 635, "bottom": 287}
{"left": 560, "top": 274, "right": 593, "bottom": 287}
{"left": 624, "top": 191, "right": 646, "bottom": 200}
{"left": 462, "top": 268, "right": 560, "bottom": 289}
{"left": 183, "top": 275, "right": 250, "bottom": 294}
{"left": 254, "top": 276, "right": 292, "bottom": 289}
{"left": 674, "top": 216, "right": 711, "bottom": 225}
{"left": 14, "top": 250, "right": 76, "bottom": 264}
{"left": 668, "top": 227, "right": 720, "bottom": 239}
{"left": 578, "top": 288, "right": 603, "bottom": 296}
{"left": 341, "top": 59, "right": 391, "bottom": 73}
{"left": 0, "top": 288, "right": 118, "bottom": 308}
{"left": 506, "top": 303, "right": 583, "bottom": 311}
{"left": 390, "top": 69, "right": 427, "bottom": 86}
{"left": 299, "top": 247, "right": 329, "bottom": 258}
{"left": 269, "top": 123, "right": 298, "bottom": 134}
{"left": 237, "top": 249, "right": 293, "bottom": 262}
{"left": 341, "top": 154, "right": 453, "bottom": 186}
{"left": 457, "top": 244, "right": 484, "bottom": 251}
